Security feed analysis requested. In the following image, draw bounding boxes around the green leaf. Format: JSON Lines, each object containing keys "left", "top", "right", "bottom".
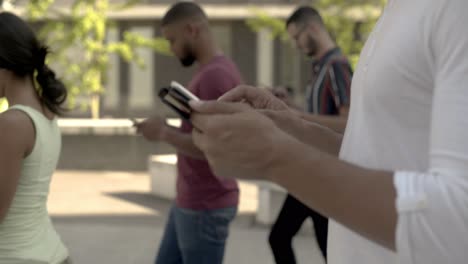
{"left": 0, "top": 98, "right": 8, "bottom": 113}
{"left": 25, "top": 0, "right": 178, "bottom": 115}
{"left": 246, "top": 0, "right": 385, "bottom": 69}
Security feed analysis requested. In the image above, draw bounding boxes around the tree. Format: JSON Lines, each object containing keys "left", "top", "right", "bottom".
{"left": 25, "top": 0, "right": 171, "bottom": 118}
{"left": 247, "top": 0, "right": 386, "bottom": 68}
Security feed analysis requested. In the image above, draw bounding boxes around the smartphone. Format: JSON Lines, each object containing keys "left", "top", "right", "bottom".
{"left": 158, "top": 81, "right": 199, "bottom": 120}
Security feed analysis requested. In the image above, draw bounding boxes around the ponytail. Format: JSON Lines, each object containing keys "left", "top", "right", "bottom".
{"left": 34, "top": 47, "right": 68, "bottom": 115}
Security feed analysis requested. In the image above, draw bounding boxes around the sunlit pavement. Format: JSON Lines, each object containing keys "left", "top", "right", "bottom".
{"left": 49, "top": 170, "right": 324, "bottom": 264}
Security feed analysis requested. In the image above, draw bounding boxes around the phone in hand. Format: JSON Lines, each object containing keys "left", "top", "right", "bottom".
{"left": 158, "top": 81, "right": 199, "bottom": 121}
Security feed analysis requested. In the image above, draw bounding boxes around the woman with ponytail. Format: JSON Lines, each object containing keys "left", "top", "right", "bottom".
{"left": 0, "top": 12, "right": 70, "bottom": 263}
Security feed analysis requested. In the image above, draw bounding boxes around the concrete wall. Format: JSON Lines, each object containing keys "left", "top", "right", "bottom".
{"left": 57, "top": 119, "right": 179, "bottom": 171}
{"left": 58, "top": 134, "right": 176, "bottom": 171}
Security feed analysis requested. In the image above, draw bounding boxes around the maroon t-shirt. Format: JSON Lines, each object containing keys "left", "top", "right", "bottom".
{"left": 176, "top": 56, "right": 242, "bottom": 210}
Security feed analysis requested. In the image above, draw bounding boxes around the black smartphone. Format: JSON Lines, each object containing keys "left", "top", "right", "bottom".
{"left": 158, "top": 81, "right": 199, "bottom": 121}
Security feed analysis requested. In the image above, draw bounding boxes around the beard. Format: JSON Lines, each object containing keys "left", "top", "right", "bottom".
{"left": 305, "top": 35, "right": 319, "bottom": 58}
{"left": 179, "top": 44, "right": 197, "bottom": 67}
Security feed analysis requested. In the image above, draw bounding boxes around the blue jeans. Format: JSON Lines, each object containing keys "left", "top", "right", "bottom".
{"left": 155, "top": 205, "right": 237, "bottom": 264}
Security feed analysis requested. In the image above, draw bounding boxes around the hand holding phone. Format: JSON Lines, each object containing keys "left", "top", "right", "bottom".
{"left": 158, "top": 81, "right": 199, "bottom": 121}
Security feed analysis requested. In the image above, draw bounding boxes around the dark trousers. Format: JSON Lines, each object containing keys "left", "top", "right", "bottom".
{"left": 269, "top": 194, "right": 328, "bottom": 263}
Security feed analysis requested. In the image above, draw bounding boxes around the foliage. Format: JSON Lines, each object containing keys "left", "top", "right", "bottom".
{"left": 26, "top": 0, "right": 171, "bottom": 117}
{"left": 247, "top": 0, "right": 387, "bottom": 68}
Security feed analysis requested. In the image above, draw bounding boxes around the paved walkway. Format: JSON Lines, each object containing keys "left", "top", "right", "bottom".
{"left": 49, "top": 171, "right": 325, "bottom": 264}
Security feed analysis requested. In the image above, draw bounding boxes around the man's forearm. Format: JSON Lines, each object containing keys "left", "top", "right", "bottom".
{"left": 295, "top": 119, "right": 343, "bottom": 156}
{"left": 297, "top": 112, "right": 348, "bottom": 134}
{"left": 262, "top": 110, "right": 343, "bottom": 156}
{"left": 161, "top": 126, "right": 205, "bottom": 159}
{"left": 269, "top": 138, "right": 397, "bottom": 250}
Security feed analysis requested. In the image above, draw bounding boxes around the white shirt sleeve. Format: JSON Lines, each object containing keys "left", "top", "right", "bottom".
{"left": 394, "top": 1, "right": 468, "bottom": 263}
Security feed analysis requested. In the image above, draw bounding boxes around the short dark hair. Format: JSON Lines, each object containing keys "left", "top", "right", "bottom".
{"left": 0, "top": 12, "right": 67, "bottom": 115}
{"left": 161, "top": 2, "right": 207, "bottom": 27}
{"left": 286, "top": 6, "right": 324, "bottom": 28}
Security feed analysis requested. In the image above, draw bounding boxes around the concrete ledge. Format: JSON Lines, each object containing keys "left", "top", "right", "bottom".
{"left": 57, "top": 119, "right": 180, "bottom": 171}
{"left": 58, "top": 118, "right": 181, "bottom": 135}
{"left": 255, "top": 182, "right": 286, "bottom": 225}
{"left": 148, "top": 154, "right": 177, "bottom": 200}
{"left": 148, "top": 154, "right": 303, "bottom": 229}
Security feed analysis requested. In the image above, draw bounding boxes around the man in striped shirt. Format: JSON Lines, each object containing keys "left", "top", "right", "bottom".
{"left": 268, "top": 6, "right": 352, "bottom": 264}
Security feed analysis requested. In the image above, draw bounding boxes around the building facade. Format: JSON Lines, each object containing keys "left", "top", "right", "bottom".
{"left": 11, "top": 0, "right": 314, "bottom": 117}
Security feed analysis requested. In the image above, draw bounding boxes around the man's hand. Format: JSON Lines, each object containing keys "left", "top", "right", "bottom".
{"left": 269, "top": 85, "right": 302, "bottom": 110}
{"left": 259, "top": 109, "right": 306, "bottom": 138}
{"left": 219, "top": 85, "right": 290, "bottom": 111}
{"left": 135, "top": 116, "right": 168, "bottom": 141}
{"left": 189, "top": 100, "right": 304, "bottom": 180}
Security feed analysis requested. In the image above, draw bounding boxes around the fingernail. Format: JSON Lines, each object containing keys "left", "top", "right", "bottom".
{"left": 189, "top": 100, "right": 203, "bottom": 108}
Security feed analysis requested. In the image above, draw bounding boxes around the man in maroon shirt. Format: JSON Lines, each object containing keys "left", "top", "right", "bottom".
{"left": 135, "top": 2, "right": 242, "bottom": 264}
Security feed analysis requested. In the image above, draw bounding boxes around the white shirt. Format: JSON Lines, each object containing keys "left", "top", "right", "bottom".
{"left": 334, "top": 0, "right": 468, "bottom": 263}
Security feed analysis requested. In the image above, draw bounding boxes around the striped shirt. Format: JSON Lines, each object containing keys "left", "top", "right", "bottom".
{"left": 306, "top": 48, "right": 353, "bottom": 115}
